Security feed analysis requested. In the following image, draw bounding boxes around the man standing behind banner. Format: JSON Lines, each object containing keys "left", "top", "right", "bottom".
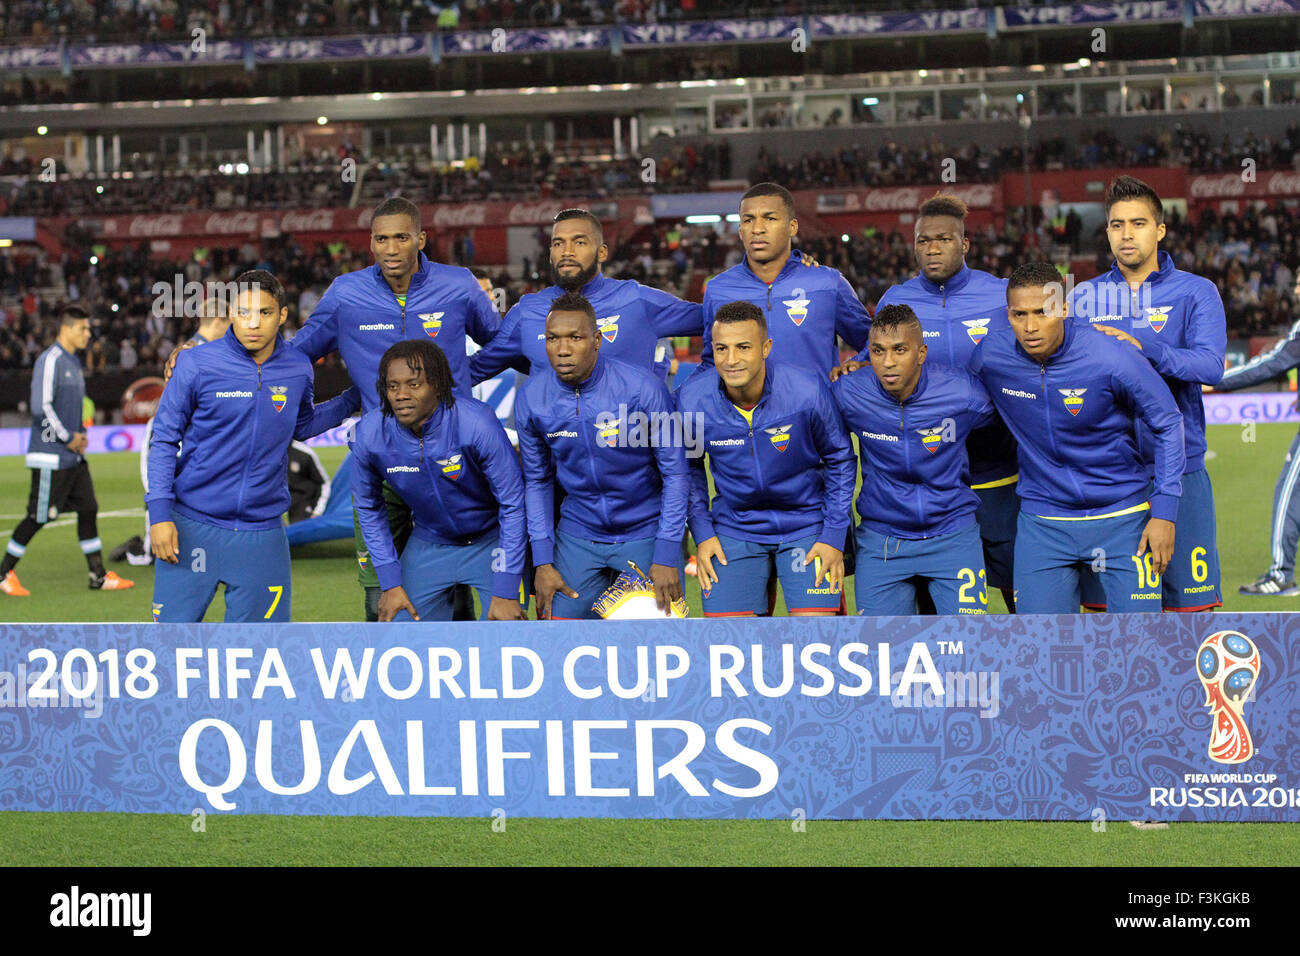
{"left": 698, "top": 182, "right": 872, "bottom": 380}
{"left": 351, "top": 339, "right": 527, "bottom": 622}
{"left": 969, "top": 262, "right": 1184, "bottom": 614}
{"left": 290, "top": 197, "right": 502, "bottom": 621}
{"left": 468, "top": 208, "right": 703, "bottom": 385}
{"left": 833, "top": 304, "right": 995, "bottom": 615}
{"left": 514, "top": 292, "right": 688, "bottom": 619}
{"left": 677, "top": 300, "right": 855, "bottom": 616}
{"left": 147, "top": 271, "right": 360, "bottom": 622}
{"left": 832, "top": 193, "right": 1018, "bottom": 610}
{"left": 1068, "top": 175, "right": 1226, "bottom": 612}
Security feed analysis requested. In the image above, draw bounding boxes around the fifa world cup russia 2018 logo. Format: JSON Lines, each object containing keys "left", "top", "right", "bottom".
{"left": 1196, "top": 631, "right": 1261, "bottom": 765}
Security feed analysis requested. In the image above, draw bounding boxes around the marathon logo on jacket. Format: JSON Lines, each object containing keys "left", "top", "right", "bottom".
{"left": 358, "top": 323, "right": 396, "bottom": 331}
{"left": 783, "top": 294, "right": 809, "bottom": 327}
{"left": 765, "top": 424, "right": 793, "bottom": 452}
{"left": 420, "top": 313, "right": 444, "bottom": 338}
{"left": 437, "top": 454, "right": 463, "bottom": 480}
{"left": 546, "top": 429, "right": 579, "bottom": 439}
{"left": 1001, "top": 387, "right": 1038, "bottom": 400}
{"left": 215, "top": 390, "right": 253, "bottom": 399}
{"left": 386, "top": 465, "right": 420, "bottom": 474}
{"left": 917, "top": 427, "right": 945, "bottom": 454}
{"left": 1088, "top": 314, "right": 1124, "bottom": 324}
{"left": 269, "top": 386, "right": 287, "bottom": 413}
{"left": 1059, "top": 388, "right": 1088, "bottom": 416}
{"left": 861, "top": 430, "right": 900, "bottom": 443}
{"left": 1145, "top": 306, "right": 1172, "bottom": 333}
{"left": 594, "top": 419, "right": 622, "bottom": 448}
{"left": 963, "top": 318, "right": 991, "bottom": 344}
{"left": 597, "top": 315, "right": 620, "bottom": 343}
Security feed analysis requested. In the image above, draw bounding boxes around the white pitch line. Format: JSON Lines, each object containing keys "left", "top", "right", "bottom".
{"left": 0, "top": 508, "right": 142, "bottom": 524}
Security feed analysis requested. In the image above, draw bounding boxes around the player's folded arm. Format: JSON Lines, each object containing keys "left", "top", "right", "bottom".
{"left": 469, "top": 301, "right": 528, "bottom": 384}
{"left": 644, "top": 285, "right": 705, "bottom": 338}
{"left": 294, "top": 382, "right": 361, "bottom": 441}
{"left": 474, "top": 412, "right": 528, "bottom": 600}
{"left": 1141, "top": 284, "right": 1227, "bottom": 384}
{"left": 1117, "top": 349, "right": 1186, "bottom": 522}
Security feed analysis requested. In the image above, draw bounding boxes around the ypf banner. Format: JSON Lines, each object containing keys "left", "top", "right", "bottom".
{"left": 0, "top": 615, "right": 1296, "bottom": 820}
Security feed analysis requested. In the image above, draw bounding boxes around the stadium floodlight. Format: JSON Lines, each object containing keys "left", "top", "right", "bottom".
{"left": 862, "top": 97, "right": 879, "bottom": 106}
{"left": 37, "top": 125, "right": 48, "bottom": 135}
{"left": 841, "top": 234, "right": 851, "bottom": 242}
{"left": 685, "top": 215, "right": 722, "bottom": 224}
{"left": 725, "top": 214, "right": 740, "bottom": 223}
{"left": 316, "top": 116, "right": 328, "bottom": 125}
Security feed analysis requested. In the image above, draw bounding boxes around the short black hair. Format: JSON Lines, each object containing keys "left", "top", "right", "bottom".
{"left": 918, "top": 192, "right": 969, "bottom": 223}
{"left": 741, "top": 182, "right": 796, "bottom": 218}
{"left": 372, "top": 196, "right": 422, "bottom": 232}
{"left": 376, "top": 340, "right": 456, "bottom": 417}
{"left": 713, "top": 300, "right": 767, "bottom": 338}
{"left": 234, "top": 269, "right": 287, "bottom": 310}
{"left": 1105, "top": 175, "right": 1165, "bottom": 225}
{"left": 59, "top": 303, "right": 90, "bottom": 327}
{"left": 870, "top": 304, "right": 923, "bottom": 341}
{"left": 471, "top": 268, "right": 491, "bottom": 281}
{"left": 1006, "top": 261, "right": 1064, "bottom": 300}
{"left": 547, "top": 290, "right": 598, "bottom": 334}
{"left": 553, "top": 208, "right": 604, "bottom": 244}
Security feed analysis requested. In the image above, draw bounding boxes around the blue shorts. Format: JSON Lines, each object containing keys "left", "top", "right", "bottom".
{"left": 392, "top": 531, "right": 527, "bottom": 622}
{"left": 701, "top": 533, "right": 842, "bottom": 616}
{"left": 153, "top": 513, "right": 291, "bottom": 623}
{"left": 1079, "top": 470, "right": 1222, "bottom": 612}
{"left": 1015, "top": 509, "right": 1162, "bottom": 614}
{"left": 854, "top": 522, "right": 987, "bottom": 616}
{"left": 551, "top": 530, "right": 680, "bottom": 620}
{"left": 974, "top": 479, "right": 1018, "bottom": 592}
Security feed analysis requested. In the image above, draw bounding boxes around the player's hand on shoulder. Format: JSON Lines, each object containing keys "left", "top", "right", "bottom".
{"left": 163, "top": 339, "right": 201, "bottom": 384}
{"left": 829, "top": 358, "right": 865, "bottom": 382}
{"left": 805, "top": 542, "right": 845, "bottom": 591}
{"left": 378, "top": 585, "right": 419, "bottom": 622}
{"left": 149, "top": 521, "right": 179, "bottom": 564}
{"left": 1096, "top": 325, "right": 1142, "bottom": 351}
{"left": 487, "top": 596, "right": 527, "bottom": 621}
{"left": 694, "top": 536, "right": 727, "bottom": 589}
{"left": 534, "top": 564, "right": 578, "bottom": 619}
{"left": 799, "top": 252, "right": 820, "bottom": 269}
{"left": 649, "top": 563, "right": 682, "bottom": 615}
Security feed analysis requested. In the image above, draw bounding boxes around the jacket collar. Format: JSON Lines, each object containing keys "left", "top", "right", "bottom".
{"left": 221, "top": 325, "right": 283, "bottom": 362}
{"left": 715, "top": 360, "right": 773, "bottom": 406}
{"left": 555, "top": 354, "right": 606, "bottom": 393}
{"left": 742, "top": 252, "right": 800, "bottom": 286}
{"left": 918, "top": 262, "right": 972, "bottom": 297}
{"left": 1106, "top": 250, "right": 1175, "bottom": 286}
{"left": 544, "top": 271, "right": 608, "bottom": 300}
{"left": 372, "top": 251, "right": 432, "bottom": 295}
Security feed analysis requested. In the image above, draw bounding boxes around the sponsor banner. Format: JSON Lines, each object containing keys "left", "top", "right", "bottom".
{"left": 1195, "top": 0, "right": 1300, "bottom": 17}
{"left": 623, "top": 18, "right": 801, "bottom": 47}
{"left": 1188, "top": 171, "right": 1300, "bottom": 201}
{"left": 1204, "top": 392, "right": 1300, "bottom": 424}
{"left": 0, "top": 425, "right": 146, "bottom": 458}
{"left": 1000, "top": 1, "right": 1183, "bottom": 29}
{"left": 0, "top": 44, "right": 61, "bottom": 71}
{"left": 813, "top": 183, "right": 1000, "bottom": 215}
{"left": 0, "top": 615, "right": 1294, "bottom": 819}
{"left": 68, "top": 41, "right": 245, "bottom": 68}
{"left": 811, "top": 11, "right": 985, "bottom": 36}
{"left": 0, "top": 217, "right": 36, "bottom": 241}
{"left": 443, "top": 27, "right": 608, "bottom": 55}
{"left": 49, "top": 199, "right": 647, "bottom": 245}
{"left": 253, "top": 35, "right": 427, "bottom": 62}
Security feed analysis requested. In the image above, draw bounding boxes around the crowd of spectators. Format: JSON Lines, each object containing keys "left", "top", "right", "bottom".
{"left": 0, "top": 0, "right": 997, "bottom": 42}
{"left": 748, "top": 123, "right": 1300, "bottom": 190}
{"left": 1, "top": 199, "right": 1296, "bottom": 383}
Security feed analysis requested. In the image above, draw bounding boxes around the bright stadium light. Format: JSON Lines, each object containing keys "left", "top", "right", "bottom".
{"left": 89, "top": 255, "right": 98, "bottom": 264}
{"left": 724, "top": 214, "right": 739, "bottom": 223}
{"left": 110, "top": 303, "right": 119, "bottom": 312}
{"left": 841, "top": 234, "right": 850, "bottom": 242}
{"left": 236, "top": 163, "right": 249, "bottom": 174}
{"left": 685, "top": 215, "right": 722, "bottom": 224}
{"left": 96, "top": 185, "right": 104, "bottom": 194}
{"left": 861, "top": 97, "right": 879, "bottom": 106}
{"left": 918, "top": 69, "right": 928, "bottom": 78}
{"left": 316, "top": 116, "right": 328, "bottom": 125}
{"left": 370, "top": 92, "right": 383, "bottom": 101}
{"left": 37, "top": 125, "right": 48, "bottom": 135}
{"left": 1077, "top": 58, "right": 1091, "bottom": 68}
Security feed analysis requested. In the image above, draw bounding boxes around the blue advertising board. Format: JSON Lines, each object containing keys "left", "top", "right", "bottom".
{"left": 0, "top": 614, "right": 1295, "bottom": 821}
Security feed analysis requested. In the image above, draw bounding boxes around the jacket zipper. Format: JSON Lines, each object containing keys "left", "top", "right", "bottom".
{"left": 575, "top": 385, "right": 609, "bottom": 529}
{"left": 898, "top": 396, "right": 921, "bottom": 529}
{"left": 234, "top": 360, "right": 264, "bottom": 528}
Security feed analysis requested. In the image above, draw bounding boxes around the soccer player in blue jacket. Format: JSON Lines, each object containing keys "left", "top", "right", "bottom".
{"left": 833, "top": 193, "right": 1019, "bottom": 609}
{"left": 833, "top": 305, "right": 995, "bottom": 615}
{"left": 289, "top": 197, "right": 502, "bottom": 620}
{"left": 1069, "top": 175, "right": 1226, "bottom": 611}
{"left": 468, "top": 208, "right": 704, "bottom": 384}
{"left": 678, "top": 301, "right": 856, "bottom": 615}
{"left": 515, "top": 292, "right": 688, "bottom": 619}
{"left": 699, "top": 182, "right": 872, "bottom": 380}
{"left": 1215, "top": 273, "right": 1300, "bottom": 595}
{"left": 351, "top": 339, "right": 528, "bottom": 622}
{"left": 1, "top": 305, "right": 134, "bottom": 597}
{"left": 970, "top": 262, "right": 1185, "bottom": 614}
{"left": 147, "top": 271, "right": 361, "bottom": 622}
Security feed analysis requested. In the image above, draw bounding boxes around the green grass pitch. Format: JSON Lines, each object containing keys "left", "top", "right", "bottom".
{"left": 0, "top": 424, "right": 1296, "bottom": 865}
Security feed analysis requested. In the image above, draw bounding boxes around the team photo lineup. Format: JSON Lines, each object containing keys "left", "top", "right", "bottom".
{"left": 5, "top": 173, "right": 1243, "bottom": 623}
